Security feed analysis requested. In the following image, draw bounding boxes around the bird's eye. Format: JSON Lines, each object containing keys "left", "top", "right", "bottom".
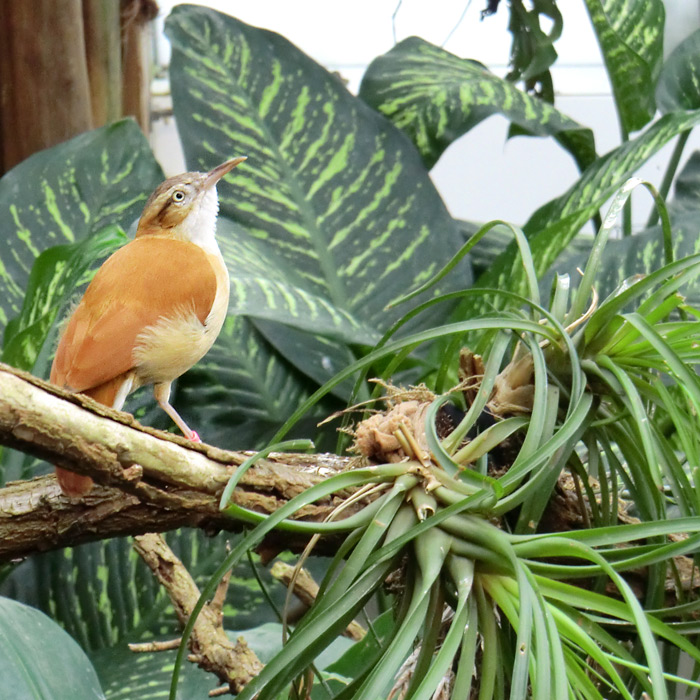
{"left": 172, "top": 190, "right": 185, "bottom": 202}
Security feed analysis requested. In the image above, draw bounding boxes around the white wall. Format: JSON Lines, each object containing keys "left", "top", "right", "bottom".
{"left": 152, "top": 1, "right": 700, "bottom": 232}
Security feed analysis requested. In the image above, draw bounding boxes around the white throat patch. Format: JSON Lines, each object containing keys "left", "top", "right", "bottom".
{"left": 179, "top": 187, "right": 221, "bottom": 255}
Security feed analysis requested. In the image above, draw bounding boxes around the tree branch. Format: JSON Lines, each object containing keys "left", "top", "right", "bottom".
{"left": 0, "top": 363, "right": 360, "bottom": 561}
{"left": 133, "top": 533, "right": 263, "bottom": 694}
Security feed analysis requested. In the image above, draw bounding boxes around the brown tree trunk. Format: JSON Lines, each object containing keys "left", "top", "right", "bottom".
{"left": 83, "top": 0, "right": 123, "bottom": 127}
{"left": 0, "top": 0, "right": 156, "bottom": 175}
{"left": 0, "top": 0, "right": 93, "bottom": 172}
{"left": 121, "top": 0, "right": 158, "bottom": 134}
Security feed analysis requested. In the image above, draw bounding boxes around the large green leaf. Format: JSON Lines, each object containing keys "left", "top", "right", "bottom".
{"left": 253, "top": 319, "right": 358, "bottom": 400}
{"left": 165, "top": 5, "right": 471, "bottom": 444}
{"left": 474, "top": 110, "right": 700, "bottom": 306}
{"left": 0, "top": 596, "right": 104, "bottom": 699}
{"left": 166, "top": 6, "right": 470, "bottom": 334}
{"left": 584, "top": 0, "right": 664, "bottom": 134}
{"left": 93, "top": 643, "right": 213, "bottom": 700}
{"left": 217, "top": 220, "right": 378, "bottom": 346}
{"left": 0, "top": 119, "right": 162, "bottom": 338}
{"left": 550, "top": 150, "right": 700, "bottom": 302}
{"left": 656, "top": 29, "right": 700, "bottom": 113}
{"left": 550, "top": 212, "right": 700, "bottom": 307}
{"left": 95, "top": 621, "right": 352, "bottom": 700}
{"left": 359, "top": 36, "right": 595, "bottom": 171}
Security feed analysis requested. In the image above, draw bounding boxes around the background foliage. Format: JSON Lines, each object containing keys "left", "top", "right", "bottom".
{"left": 2, "top": 1, "right": 700, "bottom": 698}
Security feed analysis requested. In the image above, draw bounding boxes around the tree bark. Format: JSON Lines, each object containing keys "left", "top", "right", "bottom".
{"left": 0, "top": 0, "right": 93, "bottom": 172}
{"left": 83, "top": 0, "right": 123, "bottom": 127}
{"left": 0, "top": 363, "right": 361, "bottom": 562}
{"left": 0, "top": 0, "right": 157, "bottom": 175}
{"left": 121, "top": 0, "right": 158, "bottom": 134}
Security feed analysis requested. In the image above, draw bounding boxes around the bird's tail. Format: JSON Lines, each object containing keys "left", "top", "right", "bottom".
{"left": 55, "top": 377, "right": 123, "bottom": 497}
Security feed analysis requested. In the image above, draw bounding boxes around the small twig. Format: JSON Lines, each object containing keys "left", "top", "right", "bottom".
{"left": 128, "top": 638, "right": 181, "bottom": 653}
{"left": 211, "top": 551, "right": 233, "bottom": 614}
{"left": 271, "top": 561, "right": 366, "bottom": 641}
{"left": 398, "top": 421, "right": 430, "bottom": 467}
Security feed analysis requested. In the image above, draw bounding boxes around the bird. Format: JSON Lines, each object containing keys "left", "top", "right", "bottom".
{"left": 50, "top": 156, "right": 246, "bottom": 497}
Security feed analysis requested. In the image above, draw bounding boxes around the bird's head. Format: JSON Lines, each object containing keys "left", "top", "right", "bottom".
{"left": 136, "top": 156, "right": 246, "bottom": 250}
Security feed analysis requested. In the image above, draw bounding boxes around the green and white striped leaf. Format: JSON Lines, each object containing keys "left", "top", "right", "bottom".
{"left": 0, "top": 596, "right": 104, "bottom": 699}
{"left": 358, "top": 36, "right": 596, "bottom": 171}
{"left": 218, "top": 220, "right": 378, "bottom": 345}
{"left": 551, "top": 151, "right": 700, "bottom": 301}
{"left": 474, "top": 110, "right": 700, "bottom": 305}
{"left": 0, "top": 120, "right": 162, "bottom": 340}
{"left": 166, "top": 6, "right": 470, "bottom": 335}
{"left": 656, "top": 29, "right": 700, "bottom": 113}
{"left": 551, "top": 212, "right": 700, "bottom": 307}
{"left": 253, "top": 319, "right": 359, "bottom": 400}
{"left": 584, "top": 0, "right": 664, "bottom": 133}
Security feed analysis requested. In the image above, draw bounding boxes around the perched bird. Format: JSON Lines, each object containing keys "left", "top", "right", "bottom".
{"left": 50, "top": 157, "right": 246, "bottom": 497}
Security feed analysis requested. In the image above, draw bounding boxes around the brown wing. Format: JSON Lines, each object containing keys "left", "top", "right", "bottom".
{"left": 51, "top": 236, "right": 218, "bottom": 392}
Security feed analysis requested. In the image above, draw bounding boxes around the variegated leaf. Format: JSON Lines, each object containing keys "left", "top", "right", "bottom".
{"left": 217, "top": 220, "right": 378, "bottom": 345}
{"left": 671, "top": 151, "right": 700, "bottom": 215}
{"left": 552, "top": 213, "right": 700, "bottom": 306}
{"left": 656, "top": 29, "right": 700, "bottom": 113}
{"left": 359, "top": 36, "right": 595, "bottom": 171}
{"left": 584, "top": 0, "right": 664, "bottom": 133}
{"left": 166, "top": 6, "right": 469, "bottom": 335}
{"left": 254, "top": 319, "right": 359, "bottom": 400}
{"left": 0, "top": 120, "right": 162, "bottom": 339}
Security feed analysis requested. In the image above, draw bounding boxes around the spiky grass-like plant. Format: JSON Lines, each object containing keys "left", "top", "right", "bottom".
{"left": 172, "top": 181, "right": 700, "bottom": 700}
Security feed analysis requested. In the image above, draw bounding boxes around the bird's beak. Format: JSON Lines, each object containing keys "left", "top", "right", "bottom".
{"left": 203, "top": 156, "right": 247, "bottom": 190}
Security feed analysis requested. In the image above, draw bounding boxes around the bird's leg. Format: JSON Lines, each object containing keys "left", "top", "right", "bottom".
{"left": 112, "top": 371, "right": 136, "bottom": 411}
{"left": 153, "top": 382, "right": 202, "bottom": 443}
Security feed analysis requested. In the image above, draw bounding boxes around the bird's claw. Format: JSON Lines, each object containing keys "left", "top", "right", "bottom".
{"left": 188, "top": 430, "right": 202, "bottom": 443}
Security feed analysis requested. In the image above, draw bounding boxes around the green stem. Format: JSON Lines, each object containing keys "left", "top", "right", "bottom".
{"left": 646, "top": 130, "right": 691, "bottom": 230}
{"left": 623, "top": 196, "right": 633, "bottom": 237}
{"left": 620, "top": 123, "right": 632, "bottom": 237}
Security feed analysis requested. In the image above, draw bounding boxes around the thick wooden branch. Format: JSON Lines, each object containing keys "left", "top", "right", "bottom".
{"left": 0, "top": 363, "right": 359, "bottom": 561}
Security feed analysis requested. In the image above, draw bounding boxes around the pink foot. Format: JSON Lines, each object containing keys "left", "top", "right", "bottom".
{"left": 188, "top": 430, "right": 202, "bottom": 443}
